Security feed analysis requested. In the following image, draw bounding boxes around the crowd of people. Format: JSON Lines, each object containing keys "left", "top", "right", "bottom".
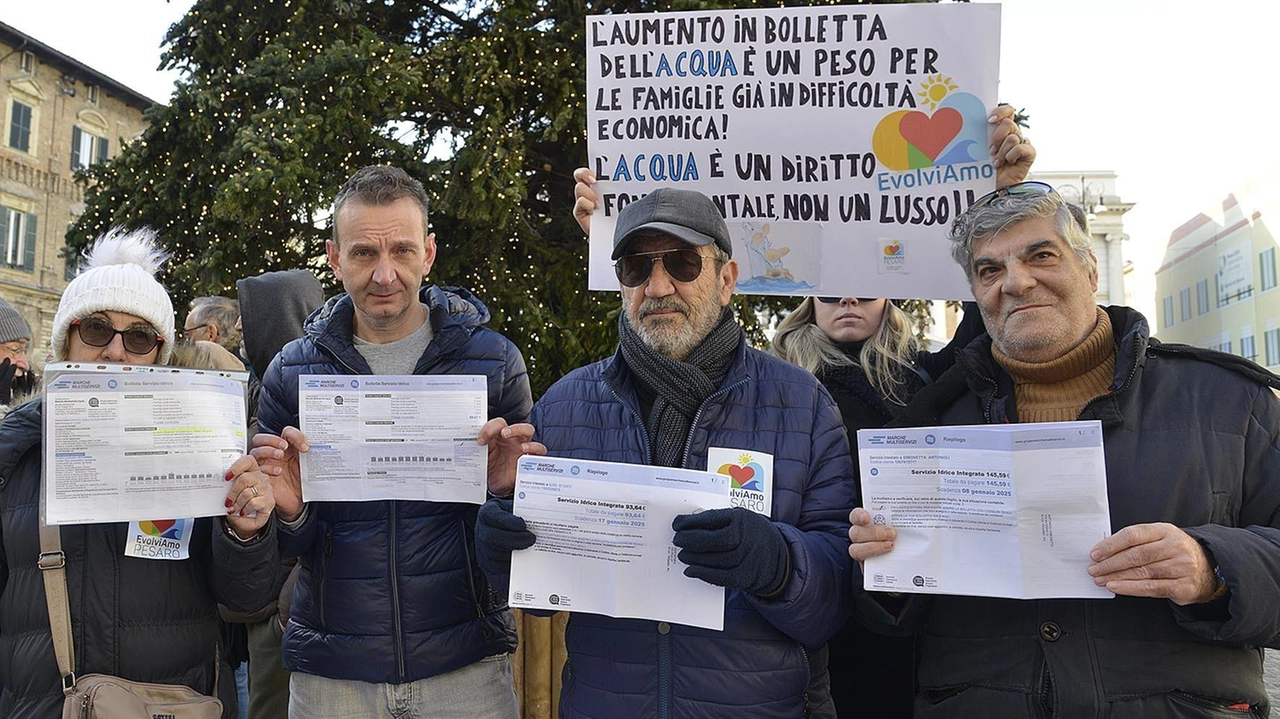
{"left": 0, "top": 101, "right": 1277, "bottom": 719}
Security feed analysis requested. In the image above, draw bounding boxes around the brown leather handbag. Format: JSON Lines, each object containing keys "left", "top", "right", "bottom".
{"left": 39, "top": 524, "right": 224, "bottom": 719}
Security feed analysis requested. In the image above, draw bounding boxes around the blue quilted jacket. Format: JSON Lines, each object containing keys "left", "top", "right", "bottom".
{"left": 517, "top": 336, "right": 854, "bottom": 719}
{"left": 258, "top": 285, "right": 532, "bottom": 683}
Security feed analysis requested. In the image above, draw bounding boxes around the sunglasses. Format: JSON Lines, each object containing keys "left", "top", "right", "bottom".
{"left": 968, "top": 181, "right": 1057, "bottom": 210}
{"left": 816, "top": 297, "right": 876, "bottom": 304}
{"left": 179, "top": 323, "right": 210, "bottom": 340}
{"left": 614, "top": 249, "right": 711, "bottom": 288}
{"left": 72, "top": 316, "right": 164, "bottom": 355}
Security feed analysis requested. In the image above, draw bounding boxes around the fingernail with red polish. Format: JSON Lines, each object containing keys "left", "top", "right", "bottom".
{"left": 225, "top": 470, "right": 234, "bottom": 481}
{"left": 225, "top": 498, "right": 233, "bottom": 508}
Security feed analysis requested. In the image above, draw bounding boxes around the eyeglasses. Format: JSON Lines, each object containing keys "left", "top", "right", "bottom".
{"left": 968, "top": 181, "right": 1057, "bottom": 211}
{"left": 72, "top": 316, "right": 164, "bottom": 355}
{"left": 816, "top": 297, "right": 876, "bottom": 305}
{"left": 180, "top": 323, "right": 210, "bottom": 340}
{"left": 614, "top": 249, "right": 711, "bottom": 288}
{"left": 0, "top": 340, "right": 29, "bottom": 356}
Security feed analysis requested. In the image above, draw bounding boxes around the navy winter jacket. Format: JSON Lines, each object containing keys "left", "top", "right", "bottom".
{"left": 258, "top": 285, "right": 532, "bottom": 684}
{"left": 508, "top": 336, "right": 854, "bottom": 719}
{"left": 860, "top": 306, "right": 1280, "bottom": 718}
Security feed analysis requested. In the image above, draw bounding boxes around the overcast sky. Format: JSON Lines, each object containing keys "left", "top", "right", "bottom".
{"left": 6, "top": 0, "right": 1278, "bottom": 320}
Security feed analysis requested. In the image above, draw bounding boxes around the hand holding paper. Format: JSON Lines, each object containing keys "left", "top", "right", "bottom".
{"left": 672, "top": 507, "right": 790, "bottom": 598}
{"left": 224, "top": 454, "right": 276, "bottom": 538}
{"left": 988, "top": 104, "right": 1035, "bottom": 186}
{"left": 477, "top": 418, "right": 546, "bottom": 496}
{"left": 1088, "top": 522, "right": 1220, "bottom": 606}
{"left": 848, "top": 507, "right": 897, "bottom": 566}
{"left": 251, "top": 427, "right": 309, "bottom": 523}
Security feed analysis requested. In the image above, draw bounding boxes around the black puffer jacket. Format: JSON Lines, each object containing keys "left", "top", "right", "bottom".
{"left": 858, "top": 306, "right": 1280, "bottom": 718}
{"left": 0, "top": 399, "right": 279, "bottom": 719}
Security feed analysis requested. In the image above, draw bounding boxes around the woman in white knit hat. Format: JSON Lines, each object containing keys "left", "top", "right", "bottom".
{"left": 0, "top": 229, "right": 280, "bottom": 719}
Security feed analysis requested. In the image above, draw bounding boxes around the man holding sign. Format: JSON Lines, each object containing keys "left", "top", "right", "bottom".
{"left": 850, "top": 184, "right": 1280, "bottom": 717}
{"left": 252, "top": 166, "right": 533, "bottom": 718}
{"left": 477, "top": 188, "right": 854, "bottom": 719}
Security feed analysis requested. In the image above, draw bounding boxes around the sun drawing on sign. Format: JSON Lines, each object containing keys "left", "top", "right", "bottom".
{"left": 917, "top": 74, "right": 959, "bottom": 111}
{"left": 738, "top": 452, "right": 753, "bottom": 465}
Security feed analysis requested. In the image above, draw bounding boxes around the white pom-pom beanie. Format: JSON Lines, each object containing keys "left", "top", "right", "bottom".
{"left": 52, "top": 228, "right": 175, "bottom": 364}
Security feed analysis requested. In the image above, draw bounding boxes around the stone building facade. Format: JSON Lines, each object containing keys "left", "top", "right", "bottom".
{"left": 0, "top": 21, "right": 153, "bottom": 361}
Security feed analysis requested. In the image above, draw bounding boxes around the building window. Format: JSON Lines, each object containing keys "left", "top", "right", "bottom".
{"left": 1267, "top": 329, "right": 1280, "bottom": 367}
{"left": 19, "top": 52, "right": 34, "bottom": 74}
{"left": 1242, "top": 335, "right": 1257, "bottom": 362}
{"left": 71, "top": 126, "right": 109, "bottom": 171}
{"left": 0, "top": 208, "right": 37, "bottom": 273}
{"left": 1262, "top": 248, "right": 1278, "bottom": 292}
{"left": 8, "top": 101, "right": 33, "bottom": 153}
{"left": 1179, "top": 287, "right": 1192, "bottom": 322}
{"left": 87, "top": 85, "right": 100, "bottom": 105}
{"left": 1162, "top": 295, "right": 1174, "bottom": 328}
{"left": 1196, "top": 279, "right": 1209, "bottom": 315}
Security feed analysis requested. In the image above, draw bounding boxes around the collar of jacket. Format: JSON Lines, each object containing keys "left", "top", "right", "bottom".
{"left": 304, "top": 285, "right": 490, "bottom": 374}
{"left": 893, "top": 305, "right": 1152, "bottom": 429}
{"left": 601, "top": 322, "right": 750, "bottom": 420}
{"left": 0, "top": 398, "right": 42, "bottom": 488}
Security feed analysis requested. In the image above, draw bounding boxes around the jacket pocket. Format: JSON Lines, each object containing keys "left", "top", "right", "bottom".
{"left": 1167, "top": 691, "right": 1259, "bottom": 717}
{"left": 915, "top": 685, "right": 1038, "bottom": 719}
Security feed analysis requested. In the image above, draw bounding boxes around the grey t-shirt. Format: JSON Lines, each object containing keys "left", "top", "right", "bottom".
{"left": 352, "top": 305, "right": 434, "bottom": 375}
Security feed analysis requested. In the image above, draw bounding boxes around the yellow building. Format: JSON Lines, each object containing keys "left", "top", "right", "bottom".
{"left": 0, "top": 21, "right": 153, "bottom": 357}
{"left": 1154, "top": 189, "right": 1280, "bottom": 368}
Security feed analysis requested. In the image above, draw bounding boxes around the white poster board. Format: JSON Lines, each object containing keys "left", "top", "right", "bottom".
{"left": 586, "top": 4, "right": 1001, "bottom": 299}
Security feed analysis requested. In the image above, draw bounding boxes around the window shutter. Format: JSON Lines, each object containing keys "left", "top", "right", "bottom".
{"left": 96, "top": 136, "right": 109, "bottom": 163}
{"left": 23, "top": 213, "right": 37, "bottom": 272}
{"left": 9, "top": 102, "right": 29, "bottom": 153}
{"left": 0, "top": 210, "right": 10, "bottom": 265}
{"left": 71, "top": 126, "right": 83, "bottom": 170}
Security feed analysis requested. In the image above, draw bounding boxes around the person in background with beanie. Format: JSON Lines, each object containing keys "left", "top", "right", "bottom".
{"left": 0, "top": 295, "right": 36, "bottom": 416}
{"left": 0, "top": 228, "right": 280, "bottom": 719}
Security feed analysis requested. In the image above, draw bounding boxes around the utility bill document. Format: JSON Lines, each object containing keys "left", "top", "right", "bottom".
{"left": 508, "top": 455, "right": 732, "bottom": 630}
{"left": 857, "top": 421, "right": 1113, "bottom": 599}
{"left": 298, "top": 375, "right": 488, "bottom": 504}
{"left": 43, "top": 363, "right": 248, "bottom": 525}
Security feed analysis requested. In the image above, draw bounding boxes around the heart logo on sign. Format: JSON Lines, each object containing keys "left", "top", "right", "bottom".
{"left": 149, "top": 519, "right": 176, "bottom": 534}
{"left": 899, "top": 108, "right": 962, "bottom": 162}
{"left": 717, "top": 461, "right": 766, "bottom": 491}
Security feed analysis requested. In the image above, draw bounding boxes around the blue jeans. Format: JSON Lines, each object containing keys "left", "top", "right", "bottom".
{"left": 288, "top": 654, "right": 519, "bottom": 719}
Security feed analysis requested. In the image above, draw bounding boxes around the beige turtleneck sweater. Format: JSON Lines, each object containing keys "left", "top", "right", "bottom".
{"left": 991, "top": 309, "right": 1117, "bottom": 423}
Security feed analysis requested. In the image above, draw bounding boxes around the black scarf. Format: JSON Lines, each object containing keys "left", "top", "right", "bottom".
{"left": 818, "top": 341, "right": 924, "bottom": 431}
{"left": 618, "top": 307, "right": 741, "bottom": 467}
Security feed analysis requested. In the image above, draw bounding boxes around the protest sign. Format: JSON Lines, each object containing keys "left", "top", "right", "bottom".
{"left": 586, "top": 4, "right": 1001, "bottom": 299}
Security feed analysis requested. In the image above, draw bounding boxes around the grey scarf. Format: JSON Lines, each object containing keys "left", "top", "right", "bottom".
{"left": 618, "top": 307, "right": 742, "bottom": 467}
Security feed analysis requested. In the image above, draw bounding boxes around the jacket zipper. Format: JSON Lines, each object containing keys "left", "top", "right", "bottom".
{"left": 1037, "top": 663, "right": 1054, "bottom": 718}
{"left": 658, "top": 631, "right": 672, "bottom": 719}
{"left": 318, "top": 528, "right": 333, "bottom": 624}
{"left": 390, "top": 508, "right": 406, "bottom": 680}
{"left": 799, "top": 644, "right": 812, "bottom": 718}
{"left": 458, "top": 519, "right": 488, "bottom": 622}
{"left": 679, "top": 378, "right": 750, "bottom": 469}
{"left": 1078, "top": 330, "right": 1145, "bottom": 419}
{"left": 610, "top": 374, "right": 749, "bottom": 719}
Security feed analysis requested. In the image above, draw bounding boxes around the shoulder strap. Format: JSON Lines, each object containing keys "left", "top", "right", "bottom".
{"left": 38, "top": 523, "right": 77, "bottom": 693}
